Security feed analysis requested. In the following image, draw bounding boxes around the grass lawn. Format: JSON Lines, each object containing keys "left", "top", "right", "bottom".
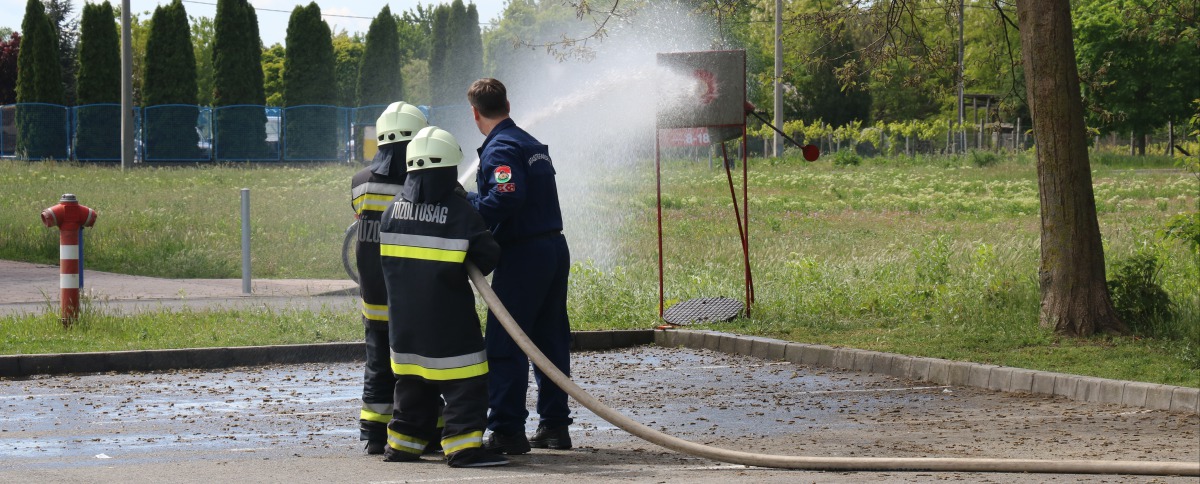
{"left": 1, "top": 153, "right": 1196, "bottom": 387}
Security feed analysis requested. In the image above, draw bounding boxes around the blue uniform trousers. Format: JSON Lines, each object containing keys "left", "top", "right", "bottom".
{"left": 485, "top": 233, "right": 573, "bottom": 435}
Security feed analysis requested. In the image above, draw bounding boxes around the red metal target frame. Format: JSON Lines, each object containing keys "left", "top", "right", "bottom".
{"left": 654, "top": 50, "right": 755, "bottom": 322}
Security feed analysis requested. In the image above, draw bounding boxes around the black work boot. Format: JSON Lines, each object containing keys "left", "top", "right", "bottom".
{"left": 447, "top": 447, "right": 509, "bottom": 468}
{"left": 364, "top": 440, "right": 386, "bottom": 455}
{"left": 529, "top": 425, "right": 572, "bottom": 450}
{"left": 483, "top": 430, "right": 531, "bottom": 455}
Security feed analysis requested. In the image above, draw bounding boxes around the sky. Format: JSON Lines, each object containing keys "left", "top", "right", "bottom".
{"left": 0, "top": 0, "right": 509, "bottom": 46}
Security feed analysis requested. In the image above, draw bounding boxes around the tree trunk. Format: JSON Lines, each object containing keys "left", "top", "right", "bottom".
{"left": 1167, "top": 121, "right": 1174, "bottom": 157}
{"left": 1016, "top": 0, "right": 1127, "bottom": 336}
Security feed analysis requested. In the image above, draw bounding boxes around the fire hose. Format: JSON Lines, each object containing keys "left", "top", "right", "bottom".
{"left": 465, "top": 262, "right": 1199, "bottom": 476}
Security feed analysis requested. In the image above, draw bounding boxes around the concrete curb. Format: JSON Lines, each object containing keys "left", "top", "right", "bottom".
{"left": 3, "top": 328, "right": 1194, "bottom": 416}
{"left": 0, "top": 342, "right": 364, "bottom": 378}
{"left": 0, "top": 330, "right": 654, "bottom": 379}
{"left": 654, "top": 329, "right": 1200, "bottom": 415}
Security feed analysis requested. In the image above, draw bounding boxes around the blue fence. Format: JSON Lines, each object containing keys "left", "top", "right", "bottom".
{"left": 0, "top": 103, "right": 419, "bottom": 163}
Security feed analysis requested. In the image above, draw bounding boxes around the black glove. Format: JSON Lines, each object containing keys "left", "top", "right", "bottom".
{"left": 454, "top": 183, "right": 468, "bottom": 199}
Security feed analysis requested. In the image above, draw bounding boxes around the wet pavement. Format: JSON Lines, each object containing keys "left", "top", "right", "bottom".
{"left": 2, "top": 346, "right": 1197, "bottom": 483}
{"left": 2, "top": 259, "right": 1198, "bottom": 481}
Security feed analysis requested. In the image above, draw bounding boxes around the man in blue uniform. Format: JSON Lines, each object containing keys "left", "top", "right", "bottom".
{"left": 466, "top": 78, "right": 574, "bottom": 454}
{"left": 379, "top": 126, "right": 507, "bottom": 468}
{"left": 350, "top": 102, "right": 428, "bottom": 454}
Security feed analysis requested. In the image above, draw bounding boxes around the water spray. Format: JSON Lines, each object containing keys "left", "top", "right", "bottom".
{"left": 465, "top": 262, "right": 1198, "bottom": 476}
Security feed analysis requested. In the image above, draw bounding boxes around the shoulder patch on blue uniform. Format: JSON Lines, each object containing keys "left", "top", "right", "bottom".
{"left": 528, "top": 153, "right": 551, "bottom": 165}
{"left": 494, "top": 165, "right": 512, "bottom": 183}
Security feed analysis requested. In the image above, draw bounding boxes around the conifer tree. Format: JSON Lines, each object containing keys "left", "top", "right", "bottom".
{"left": 144, "top": 0, "right": 200, "bottom": 160}
{"left": 213, "top": 0, "right": 268, "bottom": 159}
{"left": 283, "top": 2, "right": 336, "bottom": 160}
{"left": 76, "top": 1, "right": 120, "bottom": 104}
{"left": 430, "top": 1, "right": 481, "bottom": 111}
{"left": 75, "top": 1, "right": 122, "bottom": 160}
{"left": 283, "top": 2, "right": 335, "bottom": 106}
{"left": 15, "top": 0, "right": 66, "bottom": 159}
{"left": 356, "top": 5, "right": 401, "bottom": 107}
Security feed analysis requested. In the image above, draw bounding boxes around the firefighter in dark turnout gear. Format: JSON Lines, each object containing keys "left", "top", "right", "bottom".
{"left": 466, "top": 78, "right": 574, "bottom": 454}
{"left": 379, "top": 126, "right": 508, "bottom": 468}
{"left": 351, "top": 102, "right": 428, "bottom": 454}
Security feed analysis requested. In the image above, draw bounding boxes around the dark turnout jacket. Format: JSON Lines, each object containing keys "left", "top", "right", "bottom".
{"left": 379, "top": 167, "right": 500, "bottom": 381}
{"left": 351, "top": 143, "right": 407, "bottom": 329}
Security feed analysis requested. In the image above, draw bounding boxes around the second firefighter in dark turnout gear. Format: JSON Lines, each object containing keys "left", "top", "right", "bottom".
{"left": 351, "top": 102, "right": 429, "bottom": 454}
{"left": 379, "top": 126, "right": 508, "bottom": 468}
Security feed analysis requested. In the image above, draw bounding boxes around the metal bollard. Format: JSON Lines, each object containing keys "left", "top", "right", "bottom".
{"left": 40, "top": 194, "right": 98, "bottom": 327}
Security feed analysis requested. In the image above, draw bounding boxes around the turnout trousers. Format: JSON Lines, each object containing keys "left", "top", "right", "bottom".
{"left": 388, "top": 374, "right": 489, "bottom": 457}
{"left": 361, "top": 323, "right": 395, "bottom": 442}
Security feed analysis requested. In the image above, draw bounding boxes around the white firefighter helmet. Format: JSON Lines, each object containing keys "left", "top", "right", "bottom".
{"left": 375, "top": 102, "right": 428, "bottom": 146}
{"left": 405, "top": 126, "right": 463, "bottom": 172}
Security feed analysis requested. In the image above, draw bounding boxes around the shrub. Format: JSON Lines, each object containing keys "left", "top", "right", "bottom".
{"left": 831, "top": 149, "right": 861, "bottom": 167}
{"left": 1107, "top": 250, "right": 1176, "bottom": 337}
{"left": 1159, "top": 212, "right": 1200, "bottom": 254}
{"left": 968, "top": 150, "right": 1000, "bottom": 167}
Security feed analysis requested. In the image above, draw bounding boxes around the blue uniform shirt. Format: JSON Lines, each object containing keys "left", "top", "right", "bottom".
{"left": 470, "top": 118, "right": 564, "bottom": 244}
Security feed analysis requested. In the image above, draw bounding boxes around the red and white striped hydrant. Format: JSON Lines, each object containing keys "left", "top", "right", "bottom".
{"left": 40, "top": 194, "right": 98, "bottom": 327}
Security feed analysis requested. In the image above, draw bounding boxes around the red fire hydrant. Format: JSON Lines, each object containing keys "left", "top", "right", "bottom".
{"left": 40, "top": 194, "right": 98, "bottom": 327}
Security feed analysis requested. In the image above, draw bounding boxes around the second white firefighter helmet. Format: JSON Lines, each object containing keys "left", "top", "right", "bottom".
{"left": 405, "top": 126, "right": 463, "bottom": 172}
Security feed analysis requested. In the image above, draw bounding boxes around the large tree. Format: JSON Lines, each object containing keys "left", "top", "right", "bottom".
{"left": 332, "top": 30, "right": 364, "bottom": 107}
{"left": 213, "top": 0, "right": 268, "bottom": 159}
{"left": 395, "top": 4, "right": 432, "bottom": 64}
{"left": 190, "top": 15, "right": 215, "bottom": 106}
{"left": 0, "top": 32, "right": 19, "bottom": 105}
{"left": 261, "top": 43, "right": 284, "bottom": 106}
{"left": 144, "top": 0, "right": 200, "bottom": 161}
{"left": 1017, "top": 0, "right": 1125, "bottom": 335}
{"left": 1074, "top": 0, "right": 1199, "bottom": 154}
{"left": 396, "top": 4, "right": 433, "bottom": 105}
{"left": 74, "top": 1, "right": 121, "bottom": 160}
{"left": 16, "top": 0, "right": 66, "bottom": 159}
{"left": 357, "top": 5, "right": 402, "bottom": 107}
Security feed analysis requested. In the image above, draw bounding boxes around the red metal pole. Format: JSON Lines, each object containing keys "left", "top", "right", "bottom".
{"left": 742, "top": 125, "right": 754, "bottom": 313}
{"left": 721, "top": 142, "right": 752, "bottom": 317}
{"left": 656, "top": 129, "right": 665, "bottom": 319}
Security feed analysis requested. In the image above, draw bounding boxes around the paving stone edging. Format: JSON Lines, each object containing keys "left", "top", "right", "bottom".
{"left": 0, "top": 330, "right": 654, "bottom": 379}
{"left": 654, "top": 329, "right": 1199, "bottom": 415}
{"left": 2, "top": 328, "right": 1194, "bottom": 416}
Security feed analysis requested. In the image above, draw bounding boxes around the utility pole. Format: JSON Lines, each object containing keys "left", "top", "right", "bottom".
{"left": 120, "top": 0, "right": 133, "bottom": 171}
{"left": 774, "top": 0, "right": 783, "bottom": 157}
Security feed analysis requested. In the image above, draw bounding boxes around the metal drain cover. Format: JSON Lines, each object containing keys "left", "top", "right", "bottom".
{"left": 662, "top": 297, "right": 744, "bottom": 326}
